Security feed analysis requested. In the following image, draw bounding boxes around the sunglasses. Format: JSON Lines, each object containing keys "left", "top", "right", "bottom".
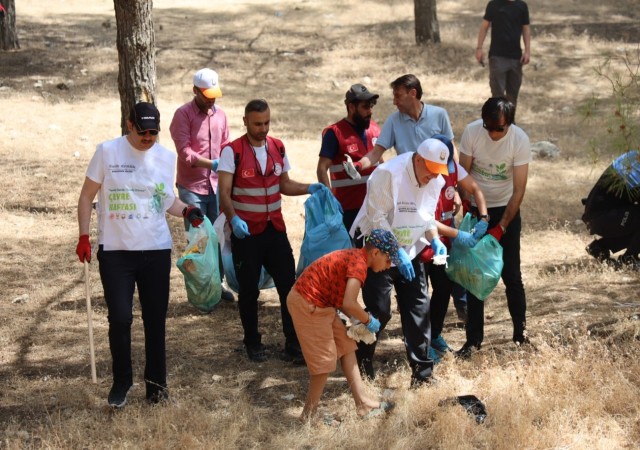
{"left": 483, "top": 122, "right": 506, "bottom": 133}
{"left": 136, "top": 129, "right": 159, "bottom": 136}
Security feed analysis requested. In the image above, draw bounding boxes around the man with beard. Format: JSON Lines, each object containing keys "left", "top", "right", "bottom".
{"left": 316, "top": 84, "right": 380, "bottom": 234}
{"left": 345, "top": 74, "right": 456, "bottom": 169}
{"left": 218, "top": 99, "right": 328, "bottom": 364}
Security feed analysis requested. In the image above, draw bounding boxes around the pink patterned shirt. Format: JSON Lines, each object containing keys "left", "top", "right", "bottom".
{"left": 169, "top": 99, "right": 230, "bottom": 195}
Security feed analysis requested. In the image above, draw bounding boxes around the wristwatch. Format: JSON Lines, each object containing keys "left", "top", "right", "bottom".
{"left": 479, "top": 214, "right": 490, "bottom": 221}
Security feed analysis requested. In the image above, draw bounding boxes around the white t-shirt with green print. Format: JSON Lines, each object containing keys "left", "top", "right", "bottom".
{"left": 460, "top": 119, "right": 531, "bottom": 208}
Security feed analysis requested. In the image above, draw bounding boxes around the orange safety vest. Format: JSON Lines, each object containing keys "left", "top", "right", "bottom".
{"left": 324, "top": 119, "right": 380, "bottom": 211}
{"left": 230, "top": 135, "right": 286, "bottom": 235}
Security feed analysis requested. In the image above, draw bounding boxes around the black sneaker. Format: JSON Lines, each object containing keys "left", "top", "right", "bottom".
{"left": 283, "top": 341, "right": 305, "bottom": 365}
{"left": 147, "top": 388, "right": 169, "bottom": 405}
{"left": 586, "top": 241, "right": 611, "bottom": 262}
{"left": 108, "top": 381, "right": 132, "bottom": 408}
{"left": 455, "top": 342, "right": 481, "bottom": 359}
{"left": 220, "top": 287, "right": 235, "bottom": 302}
{"left": 246, "top": 343, "right": 267, "bottom": 362}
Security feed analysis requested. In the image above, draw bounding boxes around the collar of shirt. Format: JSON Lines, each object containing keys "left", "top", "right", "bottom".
{"left": 190, "top": 98, "right": 217, "bottom": 117}
{"left": 399, "top": 102, "right": 427, "bottom": 123}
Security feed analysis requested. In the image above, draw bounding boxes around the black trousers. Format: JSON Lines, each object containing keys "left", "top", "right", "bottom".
{"left": 97, "top": 247, "right": 170, "bottom": 394}
{"left": 356, "top": 257, "right": 433, "bottom": 382}
{"left": 231, "top": 222, "right": 298, "bottom": 347}
{"left": 465, "top": 208, "right": 527, "bottom": 345}
{"left": 424, "top": 261, "right": 452, "bottom": 339}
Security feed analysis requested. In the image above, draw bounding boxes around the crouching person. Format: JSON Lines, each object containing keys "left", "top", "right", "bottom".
{"left": 287, "top": 229, "right": 399, "bottom": 422}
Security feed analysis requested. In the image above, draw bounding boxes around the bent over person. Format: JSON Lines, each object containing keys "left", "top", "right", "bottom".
{"left": 76, "top": 102, "right": 205, "bottom": 408}
{"left": 218, "top": 99, "right": 328, "bottom": 364}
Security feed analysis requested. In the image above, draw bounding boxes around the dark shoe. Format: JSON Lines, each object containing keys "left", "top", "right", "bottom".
{"left": 220, "top": 286, "right": 235, "bottom": 302}
{"left": 410, "top": 376, "right": 437, "bottom": 390}
{"left": 586, "top": 241, "right": 611, "bottom": 262}
{"left": 284, "top": 341, "right": 305, "bottom": 365}
{"left": 455, "top": 342, "right": 481, "bottom": 359}
{"left": 431, "top": 335, "right": 452, "bottom": 353}
{"left": 108, "top": 381, "right": 132, "bottom": 408}
{"left": 246, "top": 343, "right": 267, "bottom": 362}
{"left": 513, "top": 321, "right": 529, "bottom": 345}
{"left": 147, "top": 388, "right": 169, "bottom": 405}
{"left": 359, "top": 359, "right": 375, "bottom": 380}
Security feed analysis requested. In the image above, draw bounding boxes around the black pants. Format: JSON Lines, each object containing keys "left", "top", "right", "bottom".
{"left": 425, "top": 261, "right": 452, "bottom": 339}
{"left": 343, "top": 209, "right": 364, "bottom": 249}
{"left": 465, "top": 208, "right": 527, "bottom": 345}
{"left": 587, "top": 207, "right": 640, "bottom": 257}
{"left": 97, "top": 247, "right": 170, "bottom": 395}
{"left": 356, "top": 257, "right": 433, "bottom": 382}
{"left": 231, "top": 222, "right": 298, "bottom": 347}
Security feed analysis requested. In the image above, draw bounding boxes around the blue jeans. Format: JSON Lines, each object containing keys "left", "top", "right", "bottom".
{"left": 177, "top": 185, "right": 220, "bottom": 231}
{"left": 177, "top": 185, "right": 225, "bottom": 282}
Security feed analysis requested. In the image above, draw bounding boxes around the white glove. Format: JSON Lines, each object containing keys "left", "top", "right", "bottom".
{"left": 342, "top": 154, "right": 361, "bottom": 180}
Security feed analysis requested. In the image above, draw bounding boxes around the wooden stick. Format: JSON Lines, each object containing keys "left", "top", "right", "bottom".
{"left": 84, "top": 260, "right": 97, "bottom": 384}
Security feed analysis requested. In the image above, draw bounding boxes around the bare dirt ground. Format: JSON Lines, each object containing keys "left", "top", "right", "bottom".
{"left": 0, "top": 1, "right": 639, "bottom": 449}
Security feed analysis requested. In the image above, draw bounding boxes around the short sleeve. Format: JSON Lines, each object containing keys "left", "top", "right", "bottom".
{"left": 319, "top": 129, "right": 339, "bottom": 159}
{"left": 86, "top": 144, "right": 105, "bottom": 184}
{"left": 217, "top": 145, "right": 236, "bottom": 174}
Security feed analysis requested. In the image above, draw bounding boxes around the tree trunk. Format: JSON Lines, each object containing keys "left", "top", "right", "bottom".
{"left": 0, "top": 0, "right": 20, "bottom": 50}
{"left": 414, "top": 0, "right": 441, "bottom": 45}
{"left": 113, "top": 0, "right": 157, "bottom": 135}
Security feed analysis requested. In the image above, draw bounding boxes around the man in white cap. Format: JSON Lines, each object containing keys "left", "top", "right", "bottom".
{"left": 349, "top": 138, "right": 460, "bottom": 387}
{"left": 170, "top": 68, "right": 234, "bottom": 301}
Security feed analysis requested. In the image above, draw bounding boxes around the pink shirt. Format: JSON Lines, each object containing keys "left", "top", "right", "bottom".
{"left": 169, "top": 99, "right": 231, "bottom": 195}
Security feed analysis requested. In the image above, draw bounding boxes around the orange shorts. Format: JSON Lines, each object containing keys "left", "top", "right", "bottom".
{"left": 286, "top": 287, "right": 357, "bottom": 375}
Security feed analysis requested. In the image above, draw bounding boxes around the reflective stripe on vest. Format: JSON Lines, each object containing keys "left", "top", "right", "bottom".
{"left": 232, "top": 199, "right": 282, "bottom": 213}
{"left": 232, "top": 185, "right": 280, "bottom": 196}
{"left": 330, "top": 175, "right": 370, "bottom": 188}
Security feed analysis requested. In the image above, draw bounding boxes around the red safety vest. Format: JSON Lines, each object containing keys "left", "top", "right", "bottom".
{"left": 230, "top": 135, "right": 286, "bottom": 235}
{"left": 323, "top": 119, "right": 380, "bottom": 211}
{"left": 420, "top": 163, "right": 459, "bottom": 262}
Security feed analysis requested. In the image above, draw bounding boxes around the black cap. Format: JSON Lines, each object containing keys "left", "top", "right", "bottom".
{"left": 345, "top": 84, "right": 379, "bottom": 104}
{"left": 133, "top": 102, "right": 160, "bottom": 132}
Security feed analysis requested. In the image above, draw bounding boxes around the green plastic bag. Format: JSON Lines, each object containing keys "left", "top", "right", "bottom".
{"left": 445, "top": 213, "right": 504, "bottom": 300}
{"left": 176, "top": 217, "right": 222, "bottom": 312}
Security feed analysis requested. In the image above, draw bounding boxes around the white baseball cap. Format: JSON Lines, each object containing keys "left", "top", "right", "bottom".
{"left": 193, "top": 68, "right": 222, "bottom": 99}
{"left": 416, "top": 138, "right": 449, "bottom": 175}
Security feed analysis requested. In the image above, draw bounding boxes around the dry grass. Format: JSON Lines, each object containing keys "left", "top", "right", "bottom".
{"left": 1, "top": 0, "right": 639, "bottom": 449}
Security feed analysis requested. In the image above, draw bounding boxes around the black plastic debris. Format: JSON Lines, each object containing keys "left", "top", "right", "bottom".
{"left": 439, "top": 395, "right": 487, "bottom": 424}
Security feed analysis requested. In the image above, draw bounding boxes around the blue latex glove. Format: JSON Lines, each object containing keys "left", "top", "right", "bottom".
{"left": 366, "top": 313, "right": 381, "bottom": 333}
{"left": 473, "top": 219, "right": 488, "bottom": 240}
{"left": 397, "top": 247, "right": 415, "bottom": 281}
{"left": 211, "top": 159, "right": 219, "bottom": 172}
{"left": 431, "top": 237, "right": 447, "bottom": 256}
{"left": 453, "top": 230, "right": 478, "bottom": 248}
{"left": 230, "top": 215, "right": 251, "bottom": 239}
{"left": 307, "top": 183, "right": 327, "bottom": 195}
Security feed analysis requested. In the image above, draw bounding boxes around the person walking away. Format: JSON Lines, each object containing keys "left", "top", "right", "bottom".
{"left": 475, "top": 0, "right": 531, "bottom": 116}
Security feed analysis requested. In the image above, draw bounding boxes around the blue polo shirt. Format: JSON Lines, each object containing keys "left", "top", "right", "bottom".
{"left": 376, "top": 103, "right": 454, "bottom": 154}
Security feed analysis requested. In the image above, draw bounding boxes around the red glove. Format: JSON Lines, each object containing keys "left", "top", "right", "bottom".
{"left": 182, "top": 205, "right": 204, "bottom": 228}
{"left": 76, "top": 235, "right": 91, "bottom": 263}
{"left": 487, "top": 225, "right": 504, "bottom": 242}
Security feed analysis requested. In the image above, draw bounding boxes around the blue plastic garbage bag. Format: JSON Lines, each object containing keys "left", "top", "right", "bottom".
{"left": 176, "top": 217, "right": 222, "bottom": 312}
{"left": 445, "top": 213, "right": 504, "bottom": 300}
{"left": 297, "top": 187, "right": 352, "bottom": 276}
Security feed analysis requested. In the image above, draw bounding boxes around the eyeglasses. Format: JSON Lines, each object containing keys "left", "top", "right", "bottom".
{"left": 483, "top": 122, "right": 506, "bottom": 133}
{"left": 136, "top": 129, "right": 159, "bottom": 136}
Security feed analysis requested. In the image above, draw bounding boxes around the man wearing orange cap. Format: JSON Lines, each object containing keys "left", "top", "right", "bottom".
{"left": 170, "top": 68, "right": 234, "bottom": 302}
{"left": 349, "top": 138, "right": 460, "bottom": 387}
